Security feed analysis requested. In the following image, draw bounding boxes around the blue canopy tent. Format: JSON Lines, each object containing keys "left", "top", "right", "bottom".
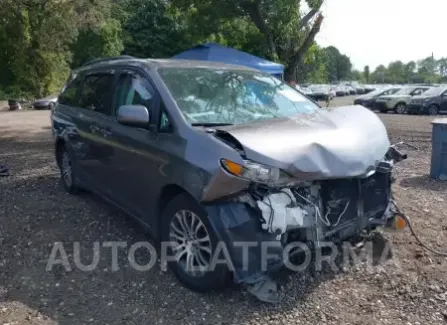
{"left": 172, "top": 43, "right": 284, "bottom": 79}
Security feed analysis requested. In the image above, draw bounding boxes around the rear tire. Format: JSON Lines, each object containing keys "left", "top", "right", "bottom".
{"left": 58, "top": 146, "right": 80, "bottom": 194}
{"left": 428, "top": 104, "right": 439, "bottom": 116}
{"left": 161, "top": 193, "right": 230, "bottom": 292}
{"left": 395, "top": 103, "right": 407, "bottom": 114}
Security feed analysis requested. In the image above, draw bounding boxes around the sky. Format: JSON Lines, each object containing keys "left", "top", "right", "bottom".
{"left": 315, "top": 0, "right": 447, "bottom": 71}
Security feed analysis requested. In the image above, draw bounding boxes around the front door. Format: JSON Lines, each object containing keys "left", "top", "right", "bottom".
{"left": 105, "top": 70, "right": 168, "bottom": 227}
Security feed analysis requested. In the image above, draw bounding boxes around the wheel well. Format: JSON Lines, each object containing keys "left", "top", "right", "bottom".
{"left": 157, "top": 184, "right": 187, "bottom": 218}
{"left": 394, "top": 102, "right": 406, "bottom": 108}
{"left": 55, "top": 138, "right": 65, "bottom": 167}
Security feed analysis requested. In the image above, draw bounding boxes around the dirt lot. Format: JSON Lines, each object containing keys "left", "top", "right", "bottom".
{"left": 0, "top": 108, "right": 446, "bottom": 325}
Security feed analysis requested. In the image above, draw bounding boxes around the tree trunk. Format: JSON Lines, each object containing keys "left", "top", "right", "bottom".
{"left": 284, "top": 64, "right": 297, "bottom": 83}
{"left": 240, "top": 1, "right": 278, "bottom": 60}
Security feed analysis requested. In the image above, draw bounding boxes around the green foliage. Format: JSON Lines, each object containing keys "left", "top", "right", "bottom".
{"left": 296, "top": 43, "right": 327, "bottom": 83}
{"left": 72, "top": 19, "right": 124, "bottom": 68}
{"left": 322, "top": 46, "right": 353, "bottom": 82}
{"left": 368, "top": 57, "right": 447, "bottom": 84}
{"left": 351, "top": 70, "right": 365, "bottom": 83}
{"left": 3, "top": 0, "right": 445, "bottom": 99}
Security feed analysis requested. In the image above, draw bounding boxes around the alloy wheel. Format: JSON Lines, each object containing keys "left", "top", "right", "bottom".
{"left": 428, "top": 105, "right": 438, "bottom": 116}
{"left": 396, "top": 104, "right": 406, "bottom": 114}
{"left": 169, "top": 210, "right": 212, "bottom": 276}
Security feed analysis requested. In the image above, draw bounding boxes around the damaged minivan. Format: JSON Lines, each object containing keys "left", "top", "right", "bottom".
{"left": 52, "top": 57, "right": 406, "bottom": 301}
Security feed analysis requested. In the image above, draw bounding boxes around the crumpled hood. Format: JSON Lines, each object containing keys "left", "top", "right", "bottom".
{"left": 216, "top": 105, "right": 390, "bottom": 180}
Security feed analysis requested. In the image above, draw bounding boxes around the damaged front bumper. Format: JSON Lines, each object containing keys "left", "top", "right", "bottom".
{"left": 203, "top": 158, "right": 397, "bottom": 287}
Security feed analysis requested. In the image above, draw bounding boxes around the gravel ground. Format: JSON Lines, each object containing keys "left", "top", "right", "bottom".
{"left": 1, "top": 107, "right": 446, "bottom": 325}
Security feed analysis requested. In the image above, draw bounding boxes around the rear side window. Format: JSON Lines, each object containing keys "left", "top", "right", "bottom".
{"left": 59, "top": 76, "right": 81, "bottom": 106}
{"left": 79, "top": 74, "right": 115, "bottom": 115}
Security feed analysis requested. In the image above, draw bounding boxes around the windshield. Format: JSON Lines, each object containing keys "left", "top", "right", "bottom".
{"left": 421, "top": 87, "right": 445, "bottom": 96}
{"left": 159, "top": 68, "right": 320, "bottom": 125}
{"left": 370, "top": 87, "right": 400, "bottom": 96}
{"left": 363, "top": 88, "right": 386, "bottom": 96}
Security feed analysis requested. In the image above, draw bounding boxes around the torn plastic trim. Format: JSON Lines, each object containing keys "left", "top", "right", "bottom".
{"left": 204, "top": 202, "right": 284, "bottom": 284}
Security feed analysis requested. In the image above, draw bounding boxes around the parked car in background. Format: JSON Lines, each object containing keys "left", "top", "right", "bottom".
{"left": 354, "top": 87, "right": 401, "bottom": 108}
{"left": 363, "top": 85, "right": 377, "bottom": 94}
{"left": 346, "top": 85, "right": 357, "bottom": 95}
{"left": 308, "top": 85, "right": 333, "bottom": 101}
{"left": 373, "top": 86, "right": 430, "bottom": 114}
{"left": 342, "top": 85, "right": 351, "bottom": 96}
{"left": 353, "top": 84, "right": 366, "bottom": 95}
{"left": 332, "top": 86, "right": 346, "bottom": 97}
{"left": 33, "top": 95, "right": 58, "bottom": 110}
{"left": 407, "top": 86, "right": 447, "bottom": 115}
{"left": 296, "top": 85, "right": 313, "bottom": 96}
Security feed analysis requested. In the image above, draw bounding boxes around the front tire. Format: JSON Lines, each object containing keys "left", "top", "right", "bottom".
{"left": 395, "top": 103, "right": 407, "bottom": 114}
{"left": 161, "top": 193, "right": 230, "bottom": 292}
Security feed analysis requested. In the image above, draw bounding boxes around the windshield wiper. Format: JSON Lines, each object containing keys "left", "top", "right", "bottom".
{"left": 192, "top": 123, "right": 234, "bottom": 127}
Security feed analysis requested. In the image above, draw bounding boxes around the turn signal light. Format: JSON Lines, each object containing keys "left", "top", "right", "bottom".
{"left": 392, "top": 214, "right": 407, "bottom": 231}
{"left": 221, "top": 159, "right": 243, "bottom": 176}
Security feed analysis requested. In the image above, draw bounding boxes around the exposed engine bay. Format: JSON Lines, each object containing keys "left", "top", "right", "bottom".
{"left": 203, "top": 145, "right": 407, "bottom": 303}
{"left": 230, "top": 156, "right": 394, "bottom": 244}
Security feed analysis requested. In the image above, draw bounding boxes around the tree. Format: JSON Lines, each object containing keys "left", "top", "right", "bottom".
{"left": 171, "top": 0, "right": 325, "bottom": 82}
{"left": 371, "top": 65, "right": 387, "bottom": 83}
{"left": 323, "top": 46, "right": 339, "bottom": 82}
{"left": 337, "top": 54, "right": 352, "bottom": 81}
{"left": 0, "top": 0, "right": 117, "bottom": 97}
{"left": 296, "top": 43, "right": 327, "bottom": 83}
{"left": 438, "top": 58, "right": 447, "bottom": 82}
{"left": 351, "top": 70, "right": 365, "bottom": 83}
{"left": 322, "top": 46, "right": 352, "bottom": 82}
{"left": 363, "top": 65, "right": 370, "bottom": 83}
{"left": 118, "top": 0, "right": 194, "bottom": 58}
{"left": 417, "top": 56, "right": 439, "bottom": 83}
{"left": 404, "top": 61, "right": 416, "bottom": 83}
{"left": 72, "top": 19, "right": 124, "bottom": 68}
{"left": 387, "top": 61, "right": 405, "bottom": 84}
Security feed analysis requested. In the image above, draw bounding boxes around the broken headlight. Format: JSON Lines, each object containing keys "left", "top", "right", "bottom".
{"left": 220, "top": 158, "right": 293, "bottom": 185}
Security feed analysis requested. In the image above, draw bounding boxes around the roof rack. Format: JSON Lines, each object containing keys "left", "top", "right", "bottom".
{"left": 81, "top": 55, "right": 136, "bottom": 67}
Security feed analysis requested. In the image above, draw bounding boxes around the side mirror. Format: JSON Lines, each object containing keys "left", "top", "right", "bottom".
{"left": 117, "top": 105, "right": 150, "bottom": 128}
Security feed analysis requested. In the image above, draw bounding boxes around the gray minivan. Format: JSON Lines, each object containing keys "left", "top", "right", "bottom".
{"left": 51, "top": 56, "right": 404, "bottom": 302}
